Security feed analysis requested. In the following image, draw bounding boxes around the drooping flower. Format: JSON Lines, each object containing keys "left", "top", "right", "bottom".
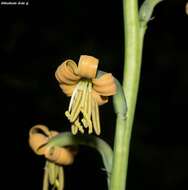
{"left": 55, "top": 55, "right": 116, "bottom": 135}
{"left": 29, "top": 125, "right": 77, "bottom": 190}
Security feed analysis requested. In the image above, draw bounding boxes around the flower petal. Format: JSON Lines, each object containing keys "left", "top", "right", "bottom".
{"left": 44, "top": 146, "right": 74, "bottom": 165}
{"left": 55, "top": 60, "right": 80, "bottom": 85}
{"left": 93, "top": 83, "right": 116, "bottom": 96}
{"left": 29, "top": 125, "right": 50, "bottom": 155}
{"left": 59, "top": 84, "right": 77, "bottom": 97}
{"left": 78, "top": 55, "right": 99, "bottom": 79}
{"left": 92, "top": 73, "right": 117, "bottom": 96}
{"left": 92, "top": 73, "right": 114, "bottom": 86}
{"left": 91, "top": 90, "right": 108, "bottom": 106}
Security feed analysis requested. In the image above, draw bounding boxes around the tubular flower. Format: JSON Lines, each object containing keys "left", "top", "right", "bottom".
{"left": 55, "top": 55, "right": 116, "bottom": 135}
{"left": 29, "top": 125, "right": 77, "bottom": 190}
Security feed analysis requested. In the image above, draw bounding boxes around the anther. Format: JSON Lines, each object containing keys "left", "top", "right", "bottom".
{"left": 92, "top": 99, "right": 101, "bottom": 135}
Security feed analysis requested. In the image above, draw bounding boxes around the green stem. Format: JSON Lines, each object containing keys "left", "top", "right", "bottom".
{"left": 110, "top": 0, "right": 162, "bottom": 190}
{"left": 110, "top": 1, "right": 139, "bottom": 190}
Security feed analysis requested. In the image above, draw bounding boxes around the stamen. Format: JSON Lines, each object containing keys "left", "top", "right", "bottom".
{"left": 80, "top": 82, "right": 89, "bottom": 128}
{"left": 80, "top": 81, "right": 88, "bottom": 108}
{"left": 54, "top": 179, "right": 59, "bottom": 189}
{"left": 87, "top": 83, "right": 93, "bottom": 134}
{"left": 65, "top": 90, "right": 82, "bottom": 122}
{"left": 75, "top": 118, "right": 84, "bottom": 133}
{"left": 65, "top": 111, "right": 72, "bottom": 121}
{"left": 70, "top": 90, "right": 83, "bottom": 122}
{"left": 68, "top": 88, "right": 77, "bottom": 112}
{"left": 43, "top": 161, "right": 65, "bottom": 190}
{"left": 68, "top": 81, "right": 83, "bottom": 112}
{"left": 87, "top": 83, "right": 92, "bottom": 115}
{"left": 71, "top": 124, "right": 78, "bottom": 135}
{"left": 43, "top": 163, "right": 49, "bottom": 190}
{"left": 81, "top": 82, "right": 93, "bottom": 133}
{"left": 95, "top": 99, "right": 101, "bottom": 135}
{"left": 83, "top": 85, "right": 89, "bottom": 115}
{"left": 81, "top": 118, "right": 88, "bottom": 128}
{"left": 81, "top": 112, "right": 92, "bottom": 131}
{"left": 58, "top": 167, "right": 64, "bottom": 190}
{"left": 66, "top": 79, "right": 101, "bottom": 135}
{"left": 91, "top": 98, "right": 101, "bottom": 135}
{"left": 48, "top": 161, "right": 58, "bottom": 185}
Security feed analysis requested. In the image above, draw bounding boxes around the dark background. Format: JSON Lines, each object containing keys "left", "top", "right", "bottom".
{"left": 0, "top": 0, "right": 188, "bottom": 189}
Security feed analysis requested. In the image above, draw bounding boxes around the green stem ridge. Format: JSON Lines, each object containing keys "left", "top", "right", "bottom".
{"left": 110, "top": 0, "right": 162, "bottom": 190}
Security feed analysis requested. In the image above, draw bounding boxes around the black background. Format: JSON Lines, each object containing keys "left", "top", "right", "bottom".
{"left": 0, "top": 0, "right": 188, "bottom": 189}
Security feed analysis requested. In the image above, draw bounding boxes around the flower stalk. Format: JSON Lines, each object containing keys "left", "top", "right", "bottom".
{"left": 29, "top": 125, "right": 113, "bottom": 189}
{"left": 47, "top": 132, "right": 113, "bottom": 188}
{"left": 110, "top": 0, "right": 162, "bottom": 190}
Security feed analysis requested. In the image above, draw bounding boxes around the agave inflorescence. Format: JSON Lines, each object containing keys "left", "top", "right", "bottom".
{"left": 55, "top": 55, "right": 116, "bottom": 135}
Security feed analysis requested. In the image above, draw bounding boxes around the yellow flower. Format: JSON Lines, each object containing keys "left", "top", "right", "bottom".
{"left": 55, "top": 55, "right": 116, "bottom": 135}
